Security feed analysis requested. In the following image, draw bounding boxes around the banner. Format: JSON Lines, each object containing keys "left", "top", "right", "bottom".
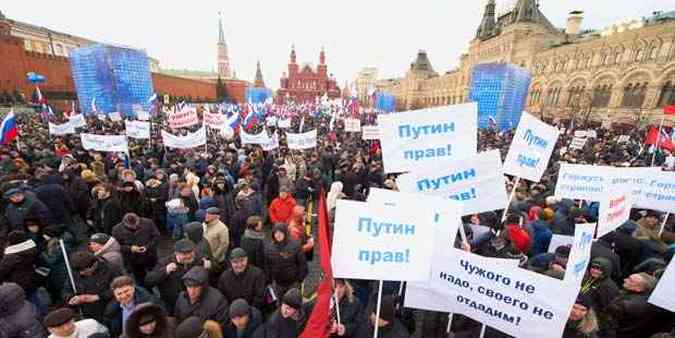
{"left": 286, "top": 129, "right": 317, "bottom": 149}
{"left": 168, "top": 107, "right": 199, "bottom": 129}
{"left": 68, "top": 114, "right": 87, "bottom": 128}
{"left": 80, "top": 134, "right": 129, "bottom": 153}
{"left": 49, "top": 121, "right": 76, "bottom": 136}
{"left": 262, "top": 133, "right": 279, "bottom": 151}
{"left": 378, "top": 103, "right": 478, "bottom": 173}
{"left": 266, "top": 116, "right": 278, "bottom": 127}
{"left": 503, "top": 112, "right": 559, "bottom": 182}
{"left": 125, "top": 120, "right": 150, "bottom": 139}
{"left": 161, "top": 126, "right": 206, "bottom": 149}
{"left": 395, "top": 150, "right": 508, "bottom": 215}
{"left": 554, "top": 164, "right": 660, "bottom": 203}
{"left": 569, "top": 137, "right": 586, "bottom": 150}
{"left": 278, "top": 118, "right": 291, "bottom": 129}
{"left": 332, "top": 191, "right": 459, "bottom": 281}
{"left": 361, "top": 126, "right": 381, "bottom": 140}
{"left": 425, "top": 223, "right": 594, "bottom": 338}
{"left": 597, "top": 187, "right": 632, "bottom": 238}
{"left": 135, "top": 110, "right": 150, "bottom": 121}
{"left": 637, "top": 171, "right": 675, "bottom": 213}
{"left": 649, "top": 258, "right": 675, "bottom": 312}
{"left": 344, "top": 118, "right": 361, "bottom": 132}
{"left": 617, "top": 135, "right": 630, "bottom": 143}
{"left": 240, "top": 129, "right": 271, "bottom": 145}
{"left": 204, "top": 110, "right": 226, "bottom": 129}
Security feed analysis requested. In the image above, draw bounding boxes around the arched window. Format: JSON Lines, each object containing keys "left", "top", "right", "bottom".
{"left": 658, "top": 81, "right": 675, "bottom": 107}
{"left": 592, "top": 84, "right": 612, "bottom": 107}
{"left": 621, "top": 84, "right": 634, "bottom": 107}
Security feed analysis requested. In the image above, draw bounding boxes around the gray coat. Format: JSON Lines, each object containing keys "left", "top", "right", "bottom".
{"left": 0, "top": 283, "right": 47, "bottom": 338}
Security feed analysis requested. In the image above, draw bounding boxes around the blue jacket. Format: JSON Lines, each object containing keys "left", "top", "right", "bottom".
{"left": 530, "top": 220, "right": 553, "bottom": 256}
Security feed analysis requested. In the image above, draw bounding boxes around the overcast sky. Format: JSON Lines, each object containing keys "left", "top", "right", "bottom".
{"left": 3, "top": 1, "right": 672, "bottom": 89}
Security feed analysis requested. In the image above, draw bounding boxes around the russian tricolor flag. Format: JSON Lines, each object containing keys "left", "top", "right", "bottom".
{"left": 0, "top": 111, "right": 18, "bottom": 145}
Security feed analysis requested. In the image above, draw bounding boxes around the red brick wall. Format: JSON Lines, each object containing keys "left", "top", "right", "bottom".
{"left": 0, "top": 27, "right": 243, "bottom": 108}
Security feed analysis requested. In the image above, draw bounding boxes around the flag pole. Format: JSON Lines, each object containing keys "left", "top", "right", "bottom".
{"left": 373, "top": 280, "right": 384, "bottom": 338}
{"left": 479, "top": 324, "right": 487, "bottom": 338}
{"left": 446, "top": 313, "right": 454, "bottom": 334}
{"left": 658, "top": 213, "right": 669, "bottom": 237}
{"left": 651, "top": 117, "right": 664, "bottom": 167}
{"left": 334, "top": 289, "right": 342, "bottom": 326}
{"left": 501, "top": 177, "right": 521, "bottom": 222}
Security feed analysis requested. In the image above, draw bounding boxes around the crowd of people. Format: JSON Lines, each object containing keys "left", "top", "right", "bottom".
{"left": 0, "top": 104, "right": 673, "bottom": 338}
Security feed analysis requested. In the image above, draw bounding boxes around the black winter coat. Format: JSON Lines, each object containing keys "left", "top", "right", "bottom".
{"left": 0, "top": 240, "right": 40, "bottom": 294}
{"left": 263, "top": 236, "right": 307, "bottom": 287}
{"left": 112, "top": 217, "right": 160, "bottom": 267}
{"left": 217, "top": 265, "right": 266, "bottom": 311}
{"left": 240, "top": 229, "right": 266, "bottom": 270}
{"left": 94, "top": 196, "right": 123, "bottom": 234}
{"left": 174, "top": 286, "right": 229, "bottom": 329}
{"left": 334, "top": 296, "right": 364, "bottom": 338}
{"left": 145, "top": 256, "right": 203, "bottom": 313}
{"left": 352, "top": 319, "right": 411, "bottom": 338}
{"left": 256, "top": 310, "right": 300, "bottom": 338}
{"left": 0, "top": 283, "right": 47, "bottom": 338}
{"left": 4, "top": 195, "right": 52, "bottom": 234}
{"left": 607, "top": 291, "right": 673, "bottom": 338}
{"left": 66, "top": 257, "right": 123, "bottom": 322}
{"left": 34, "top": 177, "right": 75, "bottom": 224}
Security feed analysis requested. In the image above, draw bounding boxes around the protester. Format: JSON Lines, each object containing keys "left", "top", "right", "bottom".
{"left": 330, "top": 278, "right": 364, "bottom": 338}
{"left": 0, "top": 282, "right": 47, "bottom": 338}
{"left": 175, "top": 316, "right": 223, "bottom": 338}
{"left": 67, "top": 250, "right": 123, "bottom": 322}
{"left": 174, "top": 266, "right": 229, "bottom": 329}
{"left": 240, "top": 215, "right": 266, "bottom": 269}
{"left": 268, "top": 187, "right": 297, "bottom": 224}
{"left": 257, "top": 288, "right": 306, "bottom": 338}
{"left": 44, "top": 307, "right": 108, "bottom": 338}
{"left": 222, "top": 299, "right": 263, "bottom": 338}
{"left": 218, "top": 248, "right": 266, "bottom": 311}
{"left": 112, "top": 213, "right": 160, "bottom": 285}
{"left": 123, "top": 302, "right": 174, "bottom": 338}
{"left": 145, "top": 239, "right": 203, "bottom": 313}
{"left": 202, "top": 207, "right": 230, "bottom": 264}
{"left": 264, "top": 224, "right": 308, "bottom": 299}
{"left": 353, "top": 295, "right": 410, "bottom": 338}
{"left": 88, "top": 233, "right": 126, "bottom": 273}
{"left": 103, "top": 275, "right": 164, "bottom": 337}
{"left": 564, "top": 294, "right": 600, "bottom": 338}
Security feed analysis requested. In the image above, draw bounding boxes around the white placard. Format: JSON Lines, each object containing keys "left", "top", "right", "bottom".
{"left": 332, "top": 192, "right": 459, "bottom": 281}
{"left": 361, "top": 126, "right": 381, "bottom": 140}
{"left": 109, "top": 112, "right": 122, "bottom": 121}
{"left": 564, "top": 223, "right": 595, "bottom": 284}
{"left": 378, "top": 103, "right": 477, "bottom": 173}
{"left": 586, "top": 130, "right": 597, "bottom": 138}
{"left": 395, "top": 150, "right": 508, "bottom": 216}
{"left": 286, "top": 129, "right": 317, "bottom": 149}
{"left": 266, "top": 116, "right": 278, "bottom": 127}
{"left": 168, "top": 107, "right": 199, "bottom": 129}
{"left": 574, "top": 130, "right": 587, "bottom": 138}
{"left": 344, "top": 118, "right": 361, "bottom": 132}
{"left": 204, "top": 110, "right": 226, "bottom": 129}
{"left": 597, "top": 187, "right": 632, "bottom": 238}
{"left": 161, "top": 126, "right": 206, "bottom": 149}
{"left": 278, "top": 118, "right": 291, "bottom": 129}
{"left": 554, "top": 164, "right": 661, "bottom": 203}
{"left": 638, "top": 171, "right": 675, "bottom": 213}
{"left": 617, "top": 135, "right": 630, "bottom": 143}
{"left": 240, "top": 129, "right": 271, "bottom": 145}
{"left": 49, "top": 121, "right": 76, "bottom": 136}
{"left": 68, "top": 114, "right": 87, "bottom": 128}
{"left": 649, "top": 258, "right": 675, "bottom": 312}
{"left": 503, "top": 112, "right": 560, "bottom": 182}
{"left": 569, "top": 137, "right": 587, "bottom": 150}
{"left": 80, "top": 134, "right": 129, "bottom": 153}
{"left": 426, "top": 223, "right": 595, "bottom": 338}
{"left": 135, "top": 111, "right": 150, "bottom": 121}
{"left": 125, "top": 120, "right": 150, "bottom": 139}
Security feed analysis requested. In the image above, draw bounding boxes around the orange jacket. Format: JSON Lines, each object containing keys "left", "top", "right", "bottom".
{"left": 268, "top": 196, "right": 297, "bottom": 224}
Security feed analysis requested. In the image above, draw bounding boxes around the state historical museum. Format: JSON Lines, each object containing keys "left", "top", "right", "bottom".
{"left": 276, "top": 46, "right": 340, "bottom": 103}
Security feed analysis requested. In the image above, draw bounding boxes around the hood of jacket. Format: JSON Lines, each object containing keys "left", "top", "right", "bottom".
{"left": 0, "top": 283, "right": 26, "bottom": 316}
{"left": 182, "top": 266, "right": 209, "bottom": 286}
{"left": 124, "top": 302, "right": 170, "bottom": 338}
{"left": 591, "top": 256, "right": 612, "bottom": 280}
{"left": 183, "top": 222, "right": 205, "bottom": 243}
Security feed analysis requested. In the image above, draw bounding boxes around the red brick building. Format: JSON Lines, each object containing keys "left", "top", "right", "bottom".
{"left": 0, "top": 19, "right": 246, "bottom": 111}
{"left": 276, "top": 46, "right": 340, "bottom": 103}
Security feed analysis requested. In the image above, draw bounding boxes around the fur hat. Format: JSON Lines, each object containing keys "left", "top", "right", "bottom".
{"left": 124, "top": 302, "right": 169, "bottom": 338}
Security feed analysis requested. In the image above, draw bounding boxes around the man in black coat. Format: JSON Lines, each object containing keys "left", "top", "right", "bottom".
{"left": 92, "top": 184, "right": 123, "bottom": 234}
{"left": 174, "top": 266, "right": 229, "bottom": 329}
{"left": 66, "top": 251, "right": 123, "bottom": 323}
{"left": 34, "top": 173, "right": 76, "bottom": 226}
{"left": 263, "top": 224, "right": 307, "bottom": 299}
{"left": 145, "top": 239, "right": 206, "bottom": 313}
{"left": 223, "top": 299, "right": 263, "bottom": 338}
{"left": 112, "top": 213, "right": 160, "bottom": 287}
{"left": 218, "top": 248, "right": 266, "bottom": 311}
{"left": 240, "top": 216, "right": 266, "bottom": 270}
{"left": 0, "top": 282, "right": 47, "bottom": 338}
{"left": 255, "top": 288, "right": 306, "bottom": 338}
{"left": 353, "top": 295, "right": 411, "bottom": 338}
{"left": 103, "top": 275, "right": 165, "bottom": 337}
{"left": 3, "top": 188, "right": 52, "bottom": 235}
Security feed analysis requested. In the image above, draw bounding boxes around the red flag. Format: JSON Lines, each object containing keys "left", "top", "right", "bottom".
{"left": 300, "top": 191, "right": 333, "bottom": 338}
{"left": 664, "top": 105, "right": 675, "bottom": 115}
{"left": 645, "top": 127, "right": 674, "bottom": 151}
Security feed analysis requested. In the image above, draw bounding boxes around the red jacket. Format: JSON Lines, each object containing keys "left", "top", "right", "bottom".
{"left": 268, "top": 196, "right": 297, "bottom": 224}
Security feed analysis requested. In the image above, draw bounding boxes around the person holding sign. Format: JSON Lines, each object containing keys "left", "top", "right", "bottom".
{"left": 563, "top": 293, "right": 600, "bottom": 338}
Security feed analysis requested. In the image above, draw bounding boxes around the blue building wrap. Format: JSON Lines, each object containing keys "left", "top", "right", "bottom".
{"left": 374, "top": 91, "right": 396, "bottom": 113}
{"left": 70, "top": 44, "right": 154, "bottom": 117}
{"left": 469, "top": 63, "right": 531, "bottom": 131}
{"left": 245, "top": 87, "right": 273, "bottom": 104}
